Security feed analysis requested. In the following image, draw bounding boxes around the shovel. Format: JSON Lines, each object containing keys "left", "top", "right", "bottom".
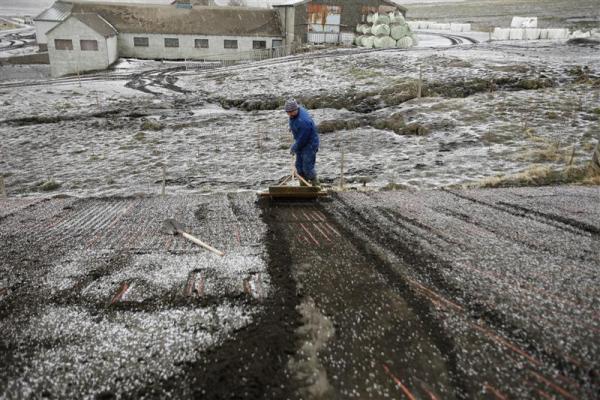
{"left": 162, "top": 218, "right": 224, "bottom": 257}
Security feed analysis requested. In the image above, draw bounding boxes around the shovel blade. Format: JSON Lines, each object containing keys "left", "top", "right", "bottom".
{"left": 162, "top": 218, "right": 185, "bottom": 235}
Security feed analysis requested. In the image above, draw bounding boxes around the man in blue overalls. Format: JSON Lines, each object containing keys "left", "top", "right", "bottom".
{"left": 285, "top": 99, "right": 320, "bottom": 187}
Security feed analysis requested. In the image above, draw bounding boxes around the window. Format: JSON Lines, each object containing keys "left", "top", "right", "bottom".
{"left": 80, "top": 39, "right": 98, "bottom": 51}
{"left": 164, "top": 38, "right": 179, "bottom": 48}
{"left": 133, "top": 37, "right": 149, "bottom": 47}
{"left": 252, "top": 40, "right": 266, "bottom": 49}
{"left": 54, "top": 39, "right": 73, "bottom": 50}
{"left": 224, "top": 39, "right": 238, "bottom": 49}
{"left": 195, "top": 38, "right": 209, "bottom": 48}
{"left": 272, "top": 39, "right": 283, "bottom": 48}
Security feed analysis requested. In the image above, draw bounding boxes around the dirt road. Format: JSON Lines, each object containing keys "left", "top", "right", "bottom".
{"left": 0, "top": 186, "right": 598, "bottom": 399}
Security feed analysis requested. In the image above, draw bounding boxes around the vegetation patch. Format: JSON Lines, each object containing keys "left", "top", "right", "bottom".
{"left": 317, "top": 119, "right": 362, "bottom": 133}
{"left": 38, "top": 179, "right": 61, "bottom": 192}
{"left": 476, "top": 164, "right": 600, "bottom": 188}
{"left": 140, "top": 119, "right": 163, "bottom": 131}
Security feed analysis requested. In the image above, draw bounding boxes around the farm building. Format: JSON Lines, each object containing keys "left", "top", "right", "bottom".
{"left": 273, "top": 0, "right": 407, "bottom": 45}
{"left": 35, "top": 0, "right": 407, "bottom": 77}
{"left": 46, "top": 13, "right": 118, "bottom": 78}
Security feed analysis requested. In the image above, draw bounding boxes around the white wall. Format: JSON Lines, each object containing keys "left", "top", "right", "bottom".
{"left": 47, "top": 18, "right": 110, "bottom": 77}
{"left": 35, "top": 20, "right": 59, "bottom": 46}
{"left": 118, "top": 33, "right": 284, "bottom": 60}
{"left": 107, "top": 35, "right": 118, "bottom": 65}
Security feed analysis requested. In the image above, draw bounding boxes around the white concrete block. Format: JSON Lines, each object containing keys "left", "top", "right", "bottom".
{"left": 524, "top": 28, "right": 541, "bottom": 40}
{"left": 511, "top": 16, "right": 538, "bottom": 28}
{"left": 491, "top": 28, "right": 510, "bottom": 41}
{"left": 509, "top": 28, "right": 525, "bottom": 40}
{"left": 546, "top": 28, "right": 569, "bottom": 40}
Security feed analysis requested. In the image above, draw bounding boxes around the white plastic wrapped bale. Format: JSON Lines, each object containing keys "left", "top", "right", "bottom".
{"left": 539, "top": 29, "right": 549, "bottom": 39}
{"left": 354, "top": 35, "right": 364, "bottom": 46}
{"left": 511, "top": 16, "right": 538, "bottom": 28}
{"left": 390, "top": 24, "right": 410, "bottom": 40}
{"left": 367, "top": 13, "right": 374, "bottom": 24}
{"left": 396, "top": 36, "right": 413, "bottom": 48}
{"left": 356, "top": 24, "right": 365, "bottom": 33}
{"left": 361, "top": 35, "right": 376, "bottom": 48}
{"left": 592, "top": 29, "right": 600, "bottom": 39}
{"left": 439, "top": 23, "right": 451, "bottom": 30}
{"left": 509, "top": 28, "right": 524, "bottom": 40}
{"left": 547, "top": 28, "right": 569, "bottom": 39}
{"left": 372, "top": 24, "right": 391, "bottom": 37}
{"left": 524, "top": 28, "right": 541, "bottom": 40}
{"left": 361, "top": 25, "right": 372, "bottom": 35}
{"left": 389, "top": 12, "right": 405, "bottom": 24}
{"left": 374, "top": 36, "right": 396, "bottom": 48}
{"left": 492, "top": 28, "right": 510, "bottom": 40}
{"left": 375, "top": 14, "right": 391, "bottom": 25}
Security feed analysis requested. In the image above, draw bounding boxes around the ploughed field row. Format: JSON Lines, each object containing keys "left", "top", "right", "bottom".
{"left": 0, "top": 187, "right": 598, "bottom": 399}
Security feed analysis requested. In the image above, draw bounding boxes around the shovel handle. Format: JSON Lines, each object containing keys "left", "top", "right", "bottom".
{"left": 180, "top": 231, "right": 224, "bottom": 257}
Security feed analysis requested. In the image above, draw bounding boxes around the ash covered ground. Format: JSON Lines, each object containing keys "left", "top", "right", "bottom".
{"left": 1, "top": 3, "right": 600, "bottom": 399}
{"left": 1, "top": 40, "right": 600, "bottom": 196}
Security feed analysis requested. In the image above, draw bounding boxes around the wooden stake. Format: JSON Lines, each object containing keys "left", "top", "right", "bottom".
{"left": 417, "top": 65, "right": 423, "bottom": 98}
{"left": 0, "top": 175, "right": 5, "bottom": 198}
{"left": 161, "top": 165, "right": 166, "bottom": 197}
{"left": 340, "top": 146, "right": 345, "bottom": 190}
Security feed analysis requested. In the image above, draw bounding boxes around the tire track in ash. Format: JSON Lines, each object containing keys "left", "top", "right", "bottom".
{"left": 262, "top": 200, "right": 462, "bottom": 399}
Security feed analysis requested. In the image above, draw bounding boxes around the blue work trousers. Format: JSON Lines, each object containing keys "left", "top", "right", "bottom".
{"left": 295, "top": 147, "right": 317, "bottom": 180}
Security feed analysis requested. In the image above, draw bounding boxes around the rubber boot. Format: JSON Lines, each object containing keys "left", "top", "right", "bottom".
{"left": 310, "top": 177, "right": 320, "bottom": 189}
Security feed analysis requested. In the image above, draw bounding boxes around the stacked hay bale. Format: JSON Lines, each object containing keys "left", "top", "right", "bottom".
{"left": 355, "top": 11, "right": 417, "bottom": 49}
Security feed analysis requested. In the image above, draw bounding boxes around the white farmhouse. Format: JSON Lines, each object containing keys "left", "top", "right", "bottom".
{"left": 46, "top": 13, "right": 118, "bottom": 77}
{"left": 36, "top": 0, "right": 286, "bottom": 77}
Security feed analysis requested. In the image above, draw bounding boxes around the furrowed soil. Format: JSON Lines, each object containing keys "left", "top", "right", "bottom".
{"left": 1, "top": 187, "right": 598, "bottom": 399}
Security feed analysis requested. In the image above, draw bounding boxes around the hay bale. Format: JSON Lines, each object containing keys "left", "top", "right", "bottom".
{"left": 375, "top": 14, "right": 391, "bottom": 25}
{"left": 374, "top": 36, "right": 396, "bottom": 48}
{"left": 372, "top": 24, "right": 391, "bottom": 37}
{"left": 390, "top": 23, "right": 410, "bottom": 40}
{"left": 396, "top": 36, "right": 413, "bottom": 48}
{"left": 389, "top": 12, "right": 405, "bottom": 24}
{"left": 361, "top": 35, "right": 375, "bottom": 48}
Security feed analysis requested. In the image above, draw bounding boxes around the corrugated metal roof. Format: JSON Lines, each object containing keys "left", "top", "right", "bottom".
{"left": 74, "top": 13, "right": 118, "bottom": 37}
{"left": 34, "top": 1, "right": 73, "bottom": 22}
{"left": 70, "top": 2, "right": 283, "bottom": 37}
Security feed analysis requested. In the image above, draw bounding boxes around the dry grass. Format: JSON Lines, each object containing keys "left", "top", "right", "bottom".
{"left": 476, "top": 164, "right": 600, "bottom": 188}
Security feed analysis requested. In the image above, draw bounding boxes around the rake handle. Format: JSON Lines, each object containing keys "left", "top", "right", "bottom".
{"left": 180, "top": 231, "right": 224, "bottom": 257}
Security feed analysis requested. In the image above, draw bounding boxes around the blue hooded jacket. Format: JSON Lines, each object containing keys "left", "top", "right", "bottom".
{"left": 289, "top": 107, "right": 319, "bottom": 154}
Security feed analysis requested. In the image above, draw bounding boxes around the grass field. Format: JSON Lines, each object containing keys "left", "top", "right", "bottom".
{"left": 405, "top": 0, "right": 600, "bottom": 31}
